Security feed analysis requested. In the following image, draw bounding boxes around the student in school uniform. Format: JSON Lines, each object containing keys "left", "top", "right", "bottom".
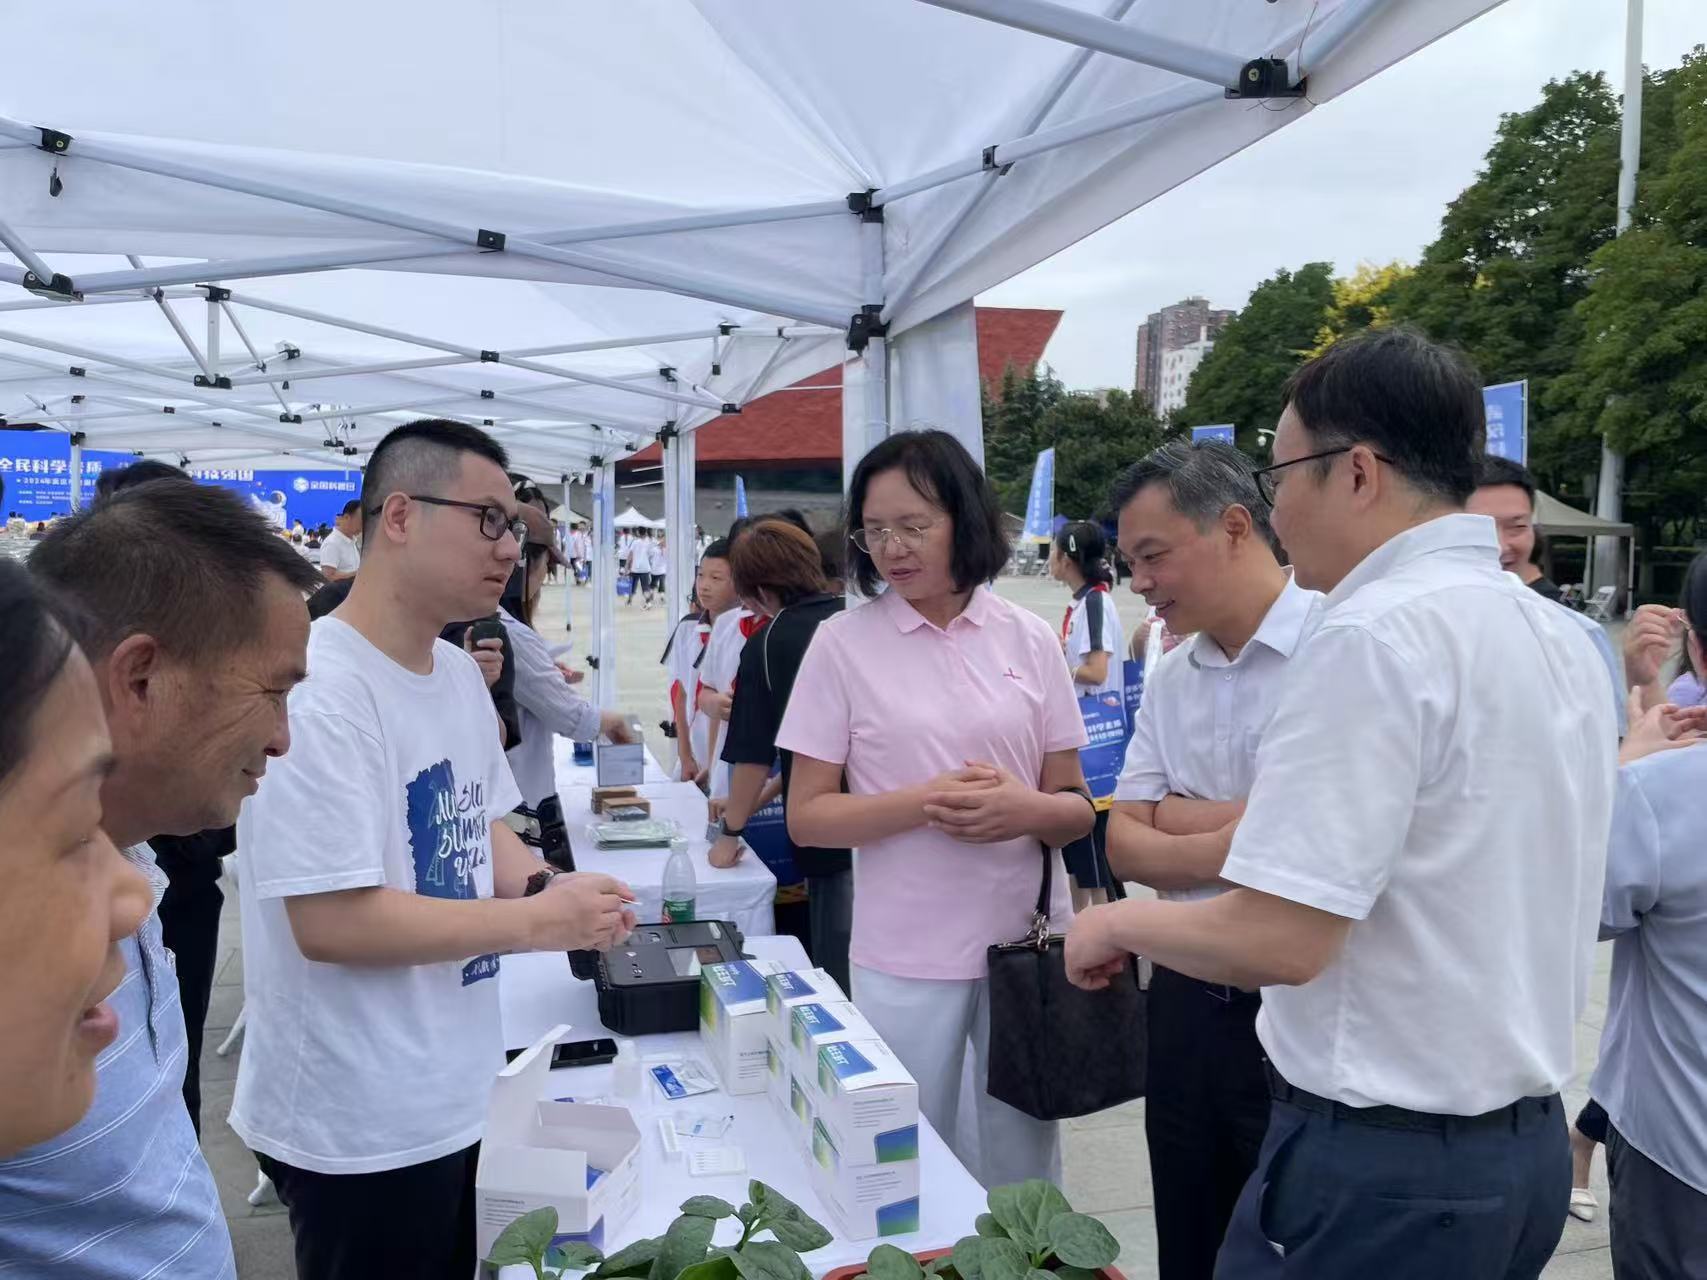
{"left": 663, "top": 540, "right": 735, "bottom": 785}
{"left": 1049, "top": 520, "right": 1124, "bottom": 910}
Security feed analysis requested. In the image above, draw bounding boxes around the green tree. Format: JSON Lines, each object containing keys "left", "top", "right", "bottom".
{"left": 1549, "top": 51, "right": 1707, "bottom": 540}
{"left": 1042, "top": 389, "right": 1165, "bottom": 521}
{"left": 1308, "top": 261, "right": 1414, "bottom": 355}
{"left": 1174, "top": 263, "right": 1335, "bottom": 454}
{"left": 1389, "top": 71, "right": 1623, "bottom": 491}
{"left": 982, "top": 362, "right": 1066, "bottom": 513}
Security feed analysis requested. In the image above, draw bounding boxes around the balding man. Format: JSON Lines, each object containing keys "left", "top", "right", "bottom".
{"left": 5, "top": 477, "right": 323, "bottom": 1279}
{"left": 231, "top": 418, "right": 637, "bottom": 1280}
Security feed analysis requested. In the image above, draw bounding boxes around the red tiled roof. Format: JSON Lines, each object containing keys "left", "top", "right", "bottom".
{"left": 622, "top": 306, "right": 1061, "bottom": 470}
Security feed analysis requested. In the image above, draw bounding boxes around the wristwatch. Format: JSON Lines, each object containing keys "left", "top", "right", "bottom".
{"left": 718, "top": 817, "right": 745, "bottom": 839}
{"left": 524, "top": 868, "right": 560, "bottom": 897}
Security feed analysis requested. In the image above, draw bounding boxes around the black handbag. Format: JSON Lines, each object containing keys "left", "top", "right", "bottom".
{"left": 985, "top": 835, "right": 1147, "bottom": 1121}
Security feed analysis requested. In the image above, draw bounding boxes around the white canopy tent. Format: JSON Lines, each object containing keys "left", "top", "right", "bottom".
{"left": 0, "top": 0, "right": 1507, "bottom": 703}
{"left": 613, "top": 506, "right": 665, "bottom": 532}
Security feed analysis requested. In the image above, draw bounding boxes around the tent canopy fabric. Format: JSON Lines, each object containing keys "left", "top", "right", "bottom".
{"left": 0, "top": 0, "right": 1503, "bottom": 474}
{"left": 613, "top": 506, "right": 664, "bottom": 531}
{"left": 1536, "top": 490, "right": 1634, "bottom": 538}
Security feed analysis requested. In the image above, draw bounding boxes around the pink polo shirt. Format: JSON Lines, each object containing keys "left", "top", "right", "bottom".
{"left": 776, "top": 588, "right": 1087, "bottom": 980}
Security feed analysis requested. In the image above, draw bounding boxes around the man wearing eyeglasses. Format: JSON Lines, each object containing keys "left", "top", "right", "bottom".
{"left": 1067, "top": 330, "right": 1617, "bottom": 1278}
{"left": 232, "top": 419, "right": 638, "bottom": 1280}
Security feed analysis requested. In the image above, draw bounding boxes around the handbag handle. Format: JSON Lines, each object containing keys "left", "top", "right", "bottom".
{"left": 1025, "top": 787, "right": 1098, "bottom": 949}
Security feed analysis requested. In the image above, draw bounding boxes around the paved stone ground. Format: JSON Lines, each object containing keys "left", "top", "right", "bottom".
{"left": 202, "top": 572, "right": 1619, "bottom": 1277}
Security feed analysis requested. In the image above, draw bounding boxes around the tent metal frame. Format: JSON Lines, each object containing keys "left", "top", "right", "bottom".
{"left": 0, "top": 0, "right": 1418, "bottom": 682}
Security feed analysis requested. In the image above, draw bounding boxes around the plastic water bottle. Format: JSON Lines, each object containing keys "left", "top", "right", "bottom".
{"left": 662, "top": 836, "right": 696, "bottom": 922}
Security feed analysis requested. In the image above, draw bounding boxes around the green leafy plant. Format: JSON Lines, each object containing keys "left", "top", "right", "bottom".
{"left": 858, "top": 1181, "right": 1119, "bottom": 1280}
{"left": 484, "top": 1182, "right": 833, "bottom": 1280}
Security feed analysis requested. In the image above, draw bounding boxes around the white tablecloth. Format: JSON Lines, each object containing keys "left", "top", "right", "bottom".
{"left": 561, "top": 778, "right": 776, "bottom": 940}
{"left": 497, "top": 937, "right": 989, "bottom": 1276}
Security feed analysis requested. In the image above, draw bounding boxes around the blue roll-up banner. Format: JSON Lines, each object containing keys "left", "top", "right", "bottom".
{"left": 1482, "top": 381, "right": 1528, "bottom": 463}
{"left": 0, "top": 430, "right": 361, "bottom": 527}
{"left": 1078, "top": 691, "right": 1130, "bottom": 809}
{"left": 1190, "top": 424, "right": 1236, "bottom": 446}
{"left": 1022, "top": 448, "right": 1055, "bottom": 541}
{"left": 1121, "top": 659, "right": 1145, "bottom": 733}
{"left": 738, "top": 765, "right": 799, "bottom": 888}
{"left": 735, "top": 474, "right": 749, "bottom": 518}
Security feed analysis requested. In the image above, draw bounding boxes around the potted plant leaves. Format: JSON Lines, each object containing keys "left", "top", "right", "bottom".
{"left": 819, "top": 1180, "right": 1124, "bottom": 1280}
{"left": 483, "top": 1182, "right": 834, "bottom": 1280}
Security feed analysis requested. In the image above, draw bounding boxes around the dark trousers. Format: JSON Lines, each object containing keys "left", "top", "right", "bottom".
{"left": 1215, "top": 1079, "right": 1569, "bottom": 1280}
{"left": 157, "top": 875, "right": 223, "bottom": 1136}
{"left": 1145, "top": 966, "right": 1270, "bottom": 1280}
{"left": 1607, "top": 1123, "right": 1707, "bottom": 1278}
{"left": 807, "top": 868, "right": 853, "bottom": 993}
{"left": 257, "top": 1144, "right": 479, "bottom": 1280}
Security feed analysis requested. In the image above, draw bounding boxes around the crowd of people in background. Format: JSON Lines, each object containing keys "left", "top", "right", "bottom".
{"left": 2, "top": 326, "right": 1704, "bottom": 1280}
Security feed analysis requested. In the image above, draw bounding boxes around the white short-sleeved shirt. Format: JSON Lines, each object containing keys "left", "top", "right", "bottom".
{"left": 319, "top": 528, "right": 361, "bottom": 575}
{"left": 230, "top": 617, "right": 522, "bottom": 1174}
{"left": 1062, "top": 584, "right": 1124, "bottom": 701}
{"left": 700, "top": 609, "right": 754, "bottom": 797}
{"left": 1221, "top": 515, "right": 1617, "bottom": 1114}
{"left": 776, "top": 588, "right": 1088, "bottom": 979}
{"left": 647, "top": 542, "right": 668, "bottom": 575}
{"left": 1115, "top": 574, "right": 1324, "bottom": 901}
{"left": 664, "top": 614, "right": 714, "bottom": 777}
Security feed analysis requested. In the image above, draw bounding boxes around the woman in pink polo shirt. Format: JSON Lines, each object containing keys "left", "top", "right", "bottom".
{"left": 777, "top": 429, "right": 1094, "bottom": 1187}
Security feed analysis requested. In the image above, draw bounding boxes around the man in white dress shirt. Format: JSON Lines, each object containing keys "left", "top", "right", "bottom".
{"left": 1107, "top": 439, "right": 1325, "bottom": 1280}
{"left": 1067, "top": 329, "right": 1617, "bottom": 1279}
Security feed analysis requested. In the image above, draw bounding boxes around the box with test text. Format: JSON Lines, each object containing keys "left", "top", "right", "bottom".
{"left": 475, "top": 1025, "right": 642, "bottom": 1260}
{"left": 789, "top": 1000, "right": 881, "bottom": 1078}
{"left": 808, "top": 1118, "right": 921, "bottom": 1240}
{"left": 698, "top": 959, "right": 784, "bottom": 1094}
{"left": 763, "top": 967, "right": 846, "bottom": 1044}
{"left": 812, "top": 1038, "right": 920, "bottom": 1167}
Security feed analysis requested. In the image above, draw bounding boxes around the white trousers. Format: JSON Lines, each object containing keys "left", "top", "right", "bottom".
{"left": 851, "top": 963, "right": 1060, "bottom": 1190}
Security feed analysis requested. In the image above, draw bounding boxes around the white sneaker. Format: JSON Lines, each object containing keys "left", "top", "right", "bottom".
{"left": 1568, "top": 1187, "right": 1598, "bottom": 1223}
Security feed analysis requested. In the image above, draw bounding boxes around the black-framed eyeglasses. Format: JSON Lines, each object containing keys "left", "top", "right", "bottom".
{"left": 1251, "top": 447, "right": 1395, "bottom": 505}
{"left": 390, "top": 495, "right": 527, "bottom": 544}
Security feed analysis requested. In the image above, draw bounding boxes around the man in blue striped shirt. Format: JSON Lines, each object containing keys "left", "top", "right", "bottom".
{"left": 2, "top": 479, "right": 318, "bottom": 1277}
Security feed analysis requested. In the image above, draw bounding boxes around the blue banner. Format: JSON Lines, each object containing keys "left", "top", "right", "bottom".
{"left": 740, "top": 787, "right": 800, "bottom": 889}
{"left": 0, "top": 430, "right": 360, "bottom": 527}
{"left": 1022, "top": 447, "right": 1055, "bottom": 541}
{"left": 1483, "top": 381, "right": 1527, "bottom": 463}
{"left": 188, "top": 467, "right": 362, "bottom": 530}
{"left": 1121, "top": 658, "right": 1145, "bottom": 733}
{"left": 1190, "top": 424, "right": 1236, "bottom": 447}
{"left": 735, "top": 474, "right": 749, "bottom": 517}
{"left": 1078, "top": 691, "right": 1129, "bottom": 809}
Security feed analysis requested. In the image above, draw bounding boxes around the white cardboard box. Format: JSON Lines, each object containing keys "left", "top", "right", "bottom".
{"left": 808, "top": 1121, "right": 922, "bottom": 1240}
{"left": 698, "top": 959, "right": 783, "bottom": 1095}
{"left": 788, "top": 1000, "right": 881, "bottom": 1078}
{"left": 475, "top": 1025, "right": 643, "bottom": 1260}
{"left": 811, "top": 1038, "right": 920, "bottom": 1167}
{"left": 763, "top": 967, "right": 846, "bottom": 1045}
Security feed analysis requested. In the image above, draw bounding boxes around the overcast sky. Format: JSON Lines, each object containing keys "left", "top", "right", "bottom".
{"left": 982, "top": 0, "right": 1704, "bottom": 390}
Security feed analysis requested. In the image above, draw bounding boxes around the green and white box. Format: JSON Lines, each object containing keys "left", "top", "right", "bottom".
{"left": 763, "top": 967, "right": 846, "bottom": 1044}
{"left": 808, "top": 1118, "right": 921, "bottom": 1240}
{"left": 789, "top": 1000, "right": 880, "bottom": 1078}
{"left": 813, "top": 1039, "right": 919, "bottom": 1167}
{"left": 698, "top": 959, "right": 783, "bottom": 1095}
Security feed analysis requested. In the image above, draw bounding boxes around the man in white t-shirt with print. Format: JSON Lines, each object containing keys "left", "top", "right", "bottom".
{"left": 1106, "top": 439, "right": 1324, "bottom": 1280}
{"left": 1067, "top": 331, "right": 1615, "bottom": 1279}
{"left": 232, "top": 418, "right": 636, "bottom": 1280}
{"left": 317, "top": 499, "right": 363, "bottom": 583}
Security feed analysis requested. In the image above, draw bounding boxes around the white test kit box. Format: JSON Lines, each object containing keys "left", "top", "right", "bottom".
{"left": 475, "top": 1025, "right": 642, "bottom": 1259}
{"left": 789, "top": 1000, "right": 880, "bottom": 1077}
{"left": 698, "top": 959, "right": 784, "bottom": 1094}
{"left": 808, "top": 1119, "right": 922, "bottom": 1240}
{"left": 812, "top": 1038, "right": 920, "bottom": 1167}
{"left": 763, "top": 967, "right": 846, "bottom": 1043}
